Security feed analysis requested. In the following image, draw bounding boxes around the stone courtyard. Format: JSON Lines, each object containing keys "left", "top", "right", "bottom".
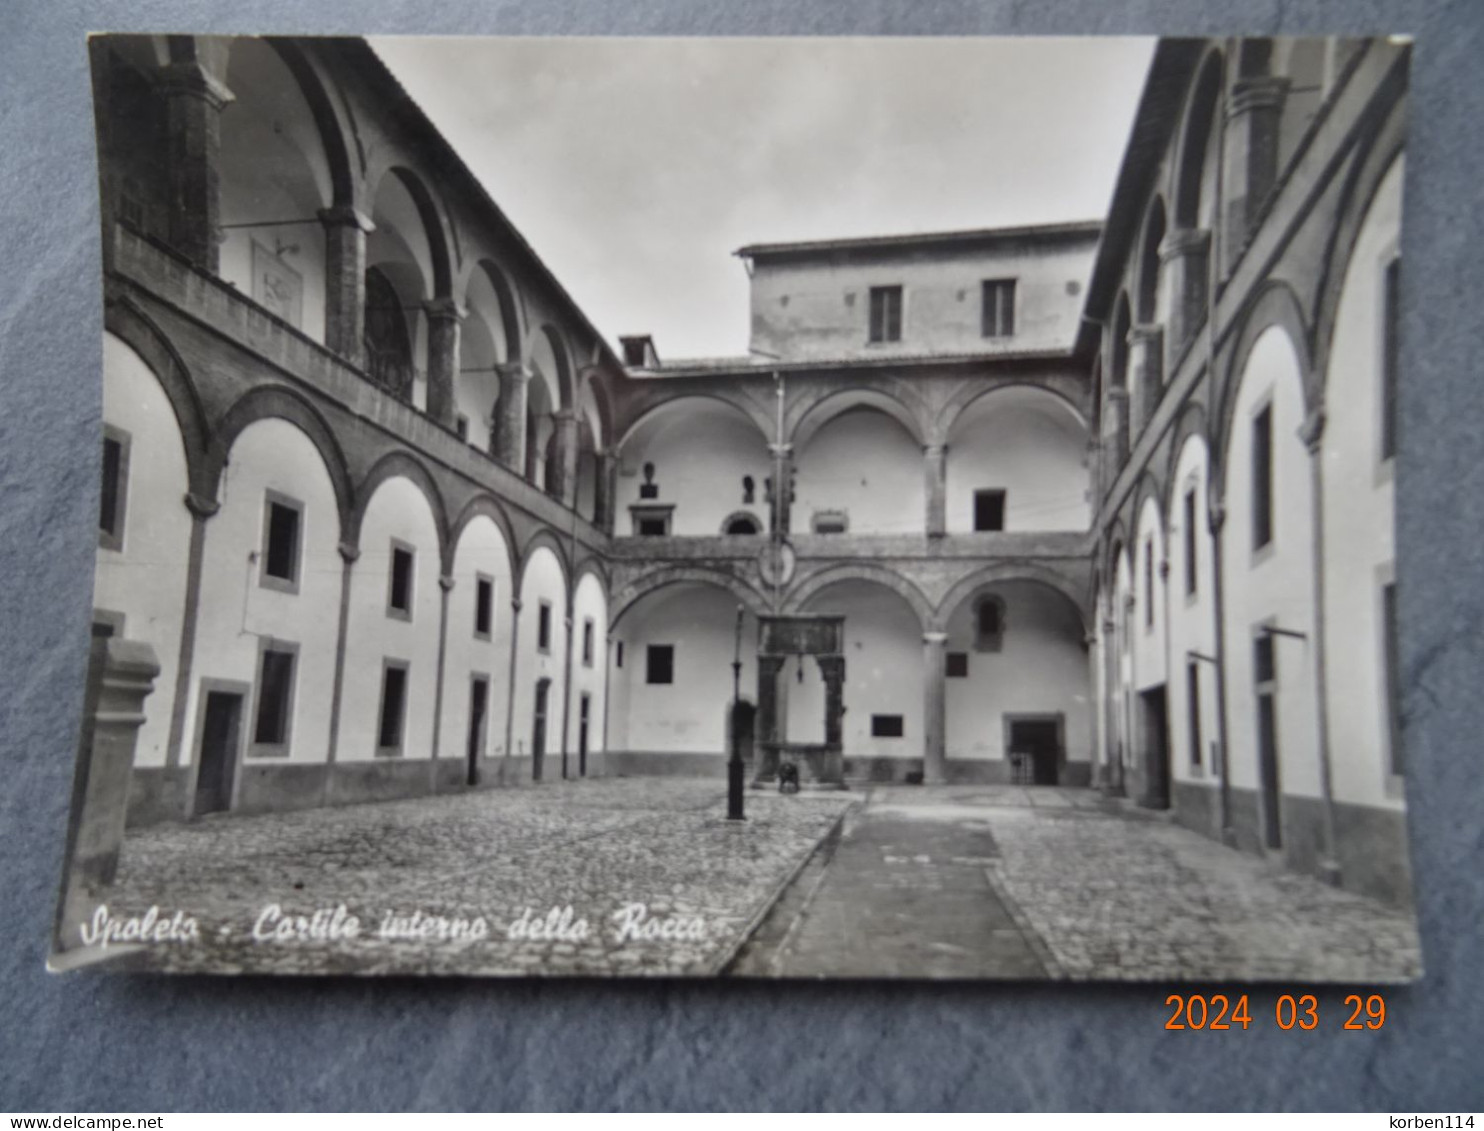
{"left": 71, "top": 779, "right": 1421, "bottom": 982}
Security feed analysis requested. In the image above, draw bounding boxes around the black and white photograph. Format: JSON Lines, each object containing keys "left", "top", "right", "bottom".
{"left": 53, "top": 31, "right": 1421, "bottom": 982}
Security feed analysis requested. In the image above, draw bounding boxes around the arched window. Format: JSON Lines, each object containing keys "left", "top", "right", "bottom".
{"left": 722, "top": 512, "right": 761, "bottom": 536}
{"left": 363, "top": 266, "right": 413, "bottom": 401}
{"left": 974, "top": 595, "right": 1006, "bottom": 652}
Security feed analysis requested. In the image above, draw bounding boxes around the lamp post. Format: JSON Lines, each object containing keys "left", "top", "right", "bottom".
{"left": 728, "top": 604, "right": 746, "bottom": 821}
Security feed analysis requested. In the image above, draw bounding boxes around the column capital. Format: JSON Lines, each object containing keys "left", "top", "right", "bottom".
{"left": 317, "top": 205, "right": 375, "bottom": 233}
{"left": 1128, "top": 322, "right": 1165, "bottom": 346}
{"left": 1159, "top": 227, "right": 1212, "bottom": 262}
{"left": 768, "top": 442, "right": 794, "bottom": 458}
{"left": 1106, "top": 386, "right": 1130, "bottom": 402}
{"left": 1208, "top": 498, "right": 1227, "bottom": 534}
{"left": 922, "top": 443, "right": 947, "bottom": 459}
{"left": 156, "top": 61, "right": 234, "bottom": 111}
{"left": 496, "top": 361, "right": 532, "bottom": 383}
{"left": 424, "top": 296, "right": 465, "bottom": 323}
{"left": 439, "top": 574, "right": 456, "bottom": 592}
{"left": 1299, "top": 405, "right": 1327, "bottom": 453}
{"left": 510, "top": 597, "right": 524, "bottom": 613}
{"left": 337, "top": 542, "right": 360, "bottom": 564}
{"left": 1228, "top": 75, "right": 1290, "bottom": 117}
{"left": 183, "top": 492, "right": 219, "bottom": 520}
{"left": 552, "top": 408, "right": 580, "bottom": 426}
{"left": 922, "top": 631, "right": 949, "bottom": 645}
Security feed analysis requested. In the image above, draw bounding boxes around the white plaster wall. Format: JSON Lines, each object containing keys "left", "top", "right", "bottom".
{"left": 1112, "top": 550, "right": 1134, "bottom": 770}
{"left": 96, "top": 333, "right": 193, "bottom": 768}
{"left": 945, "top": 390, "right": 1090, "bottom": 532}
{"left": 616, "top": 401, "right": 771, "bottom": 537}
{"left": 1165, "top": 437, "right": 1220, "bottom": 785}
{"left": 1132, "top": 497, "right": 1168, "bottom": 692}
{"left": 190, "top": 417, "right": 342, "bottom": 767}
{"left": 511, "top": 546, "right": 568, "bottom": 760}
{"left": 440, "top": 515, "right": 515, "bottom": 763}
{"left": 1322, "top": 157, "right": 1403, "bottom": 811}
{"left": 218, "top": 38, "right": 330, "bottom": 344}
{"left": 568, "top": 571, "right": 609, "bottom": 760}
{"left": 795, "top": 409, "right": 924, "bottom": 535}
{"left": 1220, "top": 326, "right": 1321, "bottom": 800}
{"left": 749, "top": 238, "right": 1097, "bottom": 361}
{"left": 610, "top": 586, "right": 758, "bottom": 753}
{"left": 339, "top": 477, "right": 442, "bottom": 762}
{"left": 795, "top": 582, "right": 922, "bottom": 758}
{"left": 944, "top": 581, "right": 1092, "bottom": 762}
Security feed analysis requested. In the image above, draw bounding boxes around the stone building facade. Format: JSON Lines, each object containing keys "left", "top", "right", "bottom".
{"left": 89, "top": 34, "right": 1411, "bottom": 904}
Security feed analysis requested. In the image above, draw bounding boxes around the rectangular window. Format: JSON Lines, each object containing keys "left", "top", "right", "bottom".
{"left": 261, "top": 494, "right": 303, "bottom": 591}
{"left": 537, "top": 601, "right": 553, "bottom": 653}
{"left": 388, "top": 542, "right": 415, "bottom": 618}
{"left": 981, "top": 278, "right": 1017, "bottom": 338}
{"left": 646, "top": 644, "right": 674, "bottom": 685}
{"left": 616, "top": 641, "right": 625, "bottom": 669}
{"left": 812, "top": 510, "right": 848, "bottom": 535}
{"left": 253, "top": 647, "right": 296, "bottom": 749}
{"left": 1183, "top": 488, "right": 1198, "bottom": 597}
{"left": 868, "top": 285, "right": 903, "bottom": 343}
{"left": 582, "top": 618, "right": 595, "bottom": 667}
{"left": 1254, "top": 631, "right": 1276, "bottom": 686}
{"left": 456, "top": 414, "right": 470, "bottom": 442}
{"left": 474, "top": 576, "right": 494, "bottom": 639}
{"left": 1383, "top": 583, "right": 1402, "bottom": 775}
{"left": 1144, "top": 539, "right": 1155, "bottom": 628}
{"left": 1381, "top": 256, "right": 1400, "bottom": 461}
{"left": 946, "top": 652, "right": 969, "bottom": 679}
{"left": 1186, "top": 660, "right": 1203, "bottom": 769}
{"left": 377, "top": 662, "right": 409, "bottom": 752}
{"left": 99, "top": 426, "right": 130, "bottom": 551}
{"left": 973, "top": 489, "right": 1006, "bottom": 532}
{"left": 637, "top": 517, "right": 667, "bottom": 537}
{"left": 1252, "top": 404, "right": 1274, "bottom": 552}
{"left": 871, "top": 714, "right": 905, "bottom": 738}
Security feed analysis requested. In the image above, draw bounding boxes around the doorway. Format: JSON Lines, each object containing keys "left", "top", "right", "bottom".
{"left": 1137, "top": 685, "right": 1171, "bottom": 809}
{"left": 1254, "top": 632, "right": 1283, "bottom": 850}
{"left": 578, "top": 693, "right": 591, "bottom": 777}
{"left": 532, "top": 678, "right": 550, "bottom": 781}
{"left": 467, "top": 676, "right": 489, "bottom": 787}
{"left": 1006, "top": 716, "right": 1062, "bottom": 785}
{"left": 195, "top": 690, "right": 244, "bottom": 815}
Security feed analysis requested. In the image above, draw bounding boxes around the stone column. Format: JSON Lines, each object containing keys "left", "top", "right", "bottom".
{"left": 753, "top": 654, "right": 787, "bottom": 783}
{"left": 318, "top": 205, "right": 372, "bottom": 368}
{"left": 593, "top": 452, "right": 618, "bottom": 535}
{"left": 56, "top": 639, "right": 160, "bottom": 952}
{"left": 1160, "top": 228, "right": 1212, "bottom": 358}
{"left": 492, "top": 362, "right": 531, "bottom": 472}
{"left": 1222, "top": 76, "right": 1289, "bottom": 276}
{"left": 768, "top": 444, "right": 794, "bottom": 535}
{"left": 1103, "top": 387, "right": 1130, "bottom": 479}
{"left": 424, "top": 297, "right": 463, "bottom": 432}
{"left": 922, "top": 631, "right": 948, "bottom": 785}
{"left": 549, "top": 409, "right": 580, "bottom": 507}
{"left": 157, "top": 55, "right": 233, "bottom": 273}
{"left": 923, "top": 443, "right": 947, "bottom": 538}
{"left": 163, "top": 492, "right": 218, "bottom": 774}
{"left": 1128, "top": 323, "right": 1166, "bottom": 434}
{"left": 817, "top": 654, "right": 847, "bottom": 787}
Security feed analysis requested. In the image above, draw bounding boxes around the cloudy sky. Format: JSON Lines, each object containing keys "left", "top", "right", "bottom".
{"left": 370, "top": 36, "right": 1155, "bottom": 360}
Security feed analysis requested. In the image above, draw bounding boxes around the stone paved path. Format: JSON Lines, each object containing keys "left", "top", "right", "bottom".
{"left": 749, "top": 786, "right": 1422, "bottom": 983}
{"left": 74, "top": 779, "right": 855, "bottom": 977}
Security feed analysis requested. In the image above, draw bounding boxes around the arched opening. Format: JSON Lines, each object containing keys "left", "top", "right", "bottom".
{"left": 794, "top": 405, "right": 924, "bottom": 535}
{"left": 723, "top": 512, "right": 762, "bottom": 536}
{"left": 513, "top": 544, "right": 569, "bottom": 780}
{"left": 569, "top": 571, "right": 609, "bottom": 778}
{"left": 944, "top": 579, "right": 1092, "bottom": 784}
{"left": 1137, "top": 197, "right": 1168, "bottom": 325}
{"left": 1175, "top": 51, "right": 1225, "bottom": 233}
{"left": 1221, "top": 322, "right": 1318, "bottom": 853}
{"left": 798, "top": 578, "right": 924, "bottom": 778}
{"left": 524, "top": 377, "right": 554, "bottom": 488}
{"left": 455, "top": 265, "right": 515, "bottom": 450}
{"left": 442, "top": 512, "right": 515, "bottom": 784}
{"left": 616, "top": 397, "right": 771, "bottom": 537}
{"left": 945, "top": 386, "right": 1091, "bottom": 533}
{"left": 217, "top": 39, "right": 333, "bottom": 341}
{"left": 606, "top": 582, "right": 761, "bottom": 769}
{"left": 1109, "top": 292, "right": 1133, "bottom": 466}
{"left": 363, "top": 265, "right": 415, "bottom": 402}
{"left": 1166, "top": 432, "right": 1218, "bottom": 804}
{"left": 366, "top": 168, "right": 442, "bottom": 409}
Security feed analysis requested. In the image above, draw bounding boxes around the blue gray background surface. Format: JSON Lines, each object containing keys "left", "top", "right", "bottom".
{"left": 2, "top": 0, "right": 1481, "bottom": 1112}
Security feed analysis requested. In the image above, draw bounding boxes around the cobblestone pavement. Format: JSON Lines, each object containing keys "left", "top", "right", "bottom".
{"left": 75, "top": 779, "right": 856, "bottom": 977}
{"left": 756, "top": 785, "right": 1422, "bottom": 982}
